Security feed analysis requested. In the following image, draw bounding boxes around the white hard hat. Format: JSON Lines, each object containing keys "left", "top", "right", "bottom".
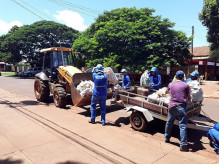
{"left": 121, "top": 69, "right": 127, "bottom": 73}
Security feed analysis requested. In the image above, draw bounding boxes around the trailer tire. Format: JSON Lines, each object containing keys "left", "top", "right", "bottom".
{"left": 130, "top": 112, "right": 148, "bottom": 131}
{"left": 34, "top": 79, "right": 50, "bottom": 102}
{"left": 53, "top": 87, "right": 67, "bottom": 108}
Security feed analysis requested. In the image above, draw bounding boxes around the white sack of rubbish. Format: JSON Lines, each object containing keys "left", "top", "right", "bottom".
{"left": 77, "top": 80, "right": 94, "bottom": 97}
{"left": 104, "top": 67, "right": 119, "bottom": 85}
{"left": 187, "top": 80, "right": 204, "bottom": 102}
{"left": 140, "top": 70, "right": 150, "bottom": 87}
{"left": 148, "top": 87, "right": 170, "bottom": 105}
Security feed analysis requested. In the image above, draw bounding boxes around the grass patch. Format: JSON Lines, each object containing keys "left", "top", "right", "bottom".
{"left": 1, "top": 72, "right": 16, "bottom": 76}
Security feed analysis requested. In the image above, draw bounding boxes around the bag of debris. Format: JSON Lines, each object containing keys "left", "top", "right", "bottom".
{"left": 147, "top": 87, "right": 170, "bottom": 105}
{"left": 156, "top": 87, "right": 167, "bottom": 97}
{"left": 140, "top": 70, "right": 150, "bottom": 87}
{"left": 104, "top": 67, "right": 119, "bottom": 85}
{"left": 77, "top": 80, "right": 94, "bottom": 97}
{"left": 187, "top": 80, "right": 204, "bottom": 103}
{"left": 148, "top": 93, "right": 159, "bottom": 104}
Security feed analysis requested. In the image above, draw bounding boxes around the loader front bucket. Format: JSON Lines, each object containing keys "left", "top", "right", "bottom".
{"left": 70, "top": 73, "right": 93, "bottom": 106}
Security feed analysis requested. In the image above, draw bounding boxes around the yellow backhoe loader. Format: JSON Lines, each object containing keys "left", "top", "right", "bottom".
{"left": 34, "top": 47, "right": 107, "bottom": 108}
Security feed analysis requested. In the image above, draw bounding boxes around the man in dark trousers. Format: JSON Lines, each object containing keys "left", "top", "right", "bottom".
{"left": 89, "top": 64, "right": 108, "bottom": 126}
{"left": 164, "top": 70, "right": 191, "bottom": 152}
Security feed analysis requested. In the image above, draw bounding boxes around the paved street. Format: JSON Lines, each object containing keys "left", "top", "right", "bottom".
{"left": 0, "top": 76, "right": 219, "bottom": 163}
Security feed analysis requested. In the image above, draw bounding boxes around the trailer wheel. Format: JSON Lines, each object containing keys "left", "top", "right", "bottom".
{"left": 34, "top": 79, "right": 50, "bottom": 102}
{"left": 130, "top": 112, "right": 148, "bottom": 131}
{"left": 53, "top": 87, "right": 67, "bottom": 108}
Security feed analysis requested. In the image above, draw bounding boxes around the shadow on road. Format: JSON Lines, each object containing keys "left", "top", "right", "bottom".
{"left": 78, "top": 105, "right": 124, "bottom": 117}
{"left": 57, "top": 161, "right": 86, "bottom": 164}
{"left": 0, "top": 158, "right": 23, "bottom": 164}
{"left": 3, "top": 75, "right": 35, "bottom": 79}
{"left": 141, "top": 118, "right": 207, "bottom": 152}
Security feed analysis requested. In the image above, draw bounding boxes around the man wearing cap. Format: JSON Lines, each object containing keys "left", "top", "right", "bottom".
{"left": 185, "top": 71, "right": 199, "bottom": 83}
{"left": 165, "top": 70, "right": 191, "bottom": 152}
{"left": 149, "top": 67, "right": 161, "bottom": 93}
{"left": 89, "top": 64, "right": 108, "bottom": 126}
{"left": 121, "top": 69, "right": 131, "bottom": 90}
{"left": 208, "top": 122, "right": 219, "bottom": 155}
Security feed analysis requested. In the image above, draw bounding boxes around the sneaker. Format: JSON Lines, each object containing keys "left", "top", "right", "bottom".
{"left": 180, "top": 147, "right": 189, "bottom": 152}
{"left": 88, "top": 120, "right": 95, "bottom": 124}
{"left": 165, "top": 139, "right": 170, "bottom": 143}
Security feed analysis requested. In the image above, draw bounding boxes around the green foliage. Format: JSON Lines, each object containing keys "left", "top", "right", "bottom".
{"left": 0, "top": 21, "right": 80, "bottom": 65}
{"left": 73, "top": 7, "right": 191, "bottom": 73}
{"left": 199, "top": 0, "right": 219, "bottom": 61}
{"left": 1, "top": 72, "right": 16, "bottom": 76}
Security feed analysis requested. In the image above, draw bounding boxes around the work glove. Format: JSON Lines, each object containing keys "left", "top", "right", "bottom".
{"left": 149, "top": 83, "right": 154, "bottom": 88}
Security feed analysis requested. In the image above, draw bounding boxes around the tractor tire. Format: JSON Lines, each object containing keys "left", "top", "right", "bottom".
{"left": 130, "top": 112, "right": 148, "bottom": 131}
{"left": 53, "top": 87, "right": 67, "bottom": 108}
{"left": 34, "top": 79, "right": 50, "bottom": 102}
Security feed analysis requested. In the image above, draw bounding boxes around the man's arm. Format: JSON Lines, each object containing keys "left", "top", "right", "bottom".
{"left": 187, "top": 92, "right": 191, "bottom": 101}
{"left": 153, "top": 75, "right": 161, "bottom": 87}
{"left": 125, "top": 75, "right": 131, "bottom": 87}
{"left": 165, "top": 84, "right": 170, "bottom": 94}
{"left": 187, "top": 85, "right": 192, "bottom": 101}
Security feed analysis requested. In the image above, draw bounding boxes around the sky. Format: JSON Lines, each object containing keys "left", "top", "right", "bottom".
{"left": 0, "top": 0, "right": 209, "bottom": 47}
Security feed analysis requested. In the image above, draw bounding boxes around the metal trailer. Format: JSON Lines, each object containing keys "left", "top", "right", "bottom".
{"left": 111, "top": 88, "right": 216, "bottom": 132}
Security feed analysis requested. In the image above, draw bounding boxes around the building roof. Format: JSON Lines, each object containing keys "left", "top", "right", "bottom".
{"left": 40, "top": 47, "right": 73, "bottom": 53}
{"left": 190, "top": 46, "right": 210, "bottom": 57}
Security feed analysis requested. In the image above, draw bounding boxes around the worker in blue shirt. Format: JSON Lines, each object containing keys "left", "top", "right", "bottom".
{"left": 185, "top": 71, "right": 199, "bottom": 83}
{"left": 89, "top": 64, "right": 108, "bottom": 126}
{"left": 149, "top": 67, "right": 161, "bottom": 93}
{"left": 208, "top": 122, "right": 219, "bottom": 154}
{"left": 121, "top": 69, "right": 131, "bottom": 90}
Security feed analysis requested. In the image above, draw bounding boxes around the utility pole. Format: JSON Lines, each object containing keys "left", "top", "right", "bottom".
{"left": 192, "top": 26, "right": 194, "bottom": 54}
{"left": 188, "top": 26, "right": 194, "bottom": 76}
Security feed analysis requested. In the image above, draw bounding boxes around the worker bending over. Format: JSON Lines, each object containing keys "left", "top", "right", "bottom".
{"left": 165, "top": 70, "right": 191, "bottom": 152}
{"left": 89, "top": 64, "right": 108, "bottom": 126}
{"left": 149, "top": 67, "right": 161, "bottom": 92}
{"left": 208, "top": 122, "right": 219, "bottom": 155}
{"left": 121, "top": 69, "right": 131, "bottom": 90}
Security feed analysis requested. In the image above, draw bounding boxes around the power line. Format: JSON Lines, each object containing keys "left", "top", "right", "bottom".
{"left": 18, "top": 0, "right": 55, "bottom": 21}
{"left": 11, "top": 0, "right": 45, "bottom": 20}
{"left": 47, "top": 0, "right": 98, "bottom": 17}
{"left": 56, "top": 0, "right": 101, "bottom": 14}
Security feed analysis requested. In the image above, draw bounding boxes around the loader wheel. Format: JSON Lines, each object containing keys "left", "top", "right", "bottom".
{"left": 34, "top": 79, "right": 50, "bottom": 102}
{"left": 53, "top": 87, "right": 67, "bottom": 108}
{"left": 130, "top": 112, "right": 148, "bottom": 131}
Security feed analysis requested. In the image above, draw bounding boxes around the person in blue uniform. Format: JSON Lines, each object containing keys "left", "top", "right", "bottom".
{"left": 208, "top": 122, "right": 219, "bottom": 154}
{"left": 149, "top": 67, "right": 161, "bottom": 93}
{"left": 121, "top": 69, "right": 131, "bottom": 90}
{"left": 185, "top": 71, "right": 199, "bottom": 83}
{"left": 89, "top": 64, "right": 108, "bottom": 126}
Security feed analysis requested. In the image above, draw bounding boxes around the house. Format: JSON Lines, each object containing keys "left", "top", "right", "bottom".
{"left": 0, "top": 62, "right": 5, "bottom": 71}
{"left": 189, "top": 46, "right": 219, "bottom": 80}
{"left": 0, "top": 62, "right": 14, "bottom": 71}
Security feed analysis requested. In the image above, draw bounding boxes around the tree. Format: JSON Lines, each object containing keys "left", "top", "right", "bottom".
{"left": 199, "top": 0, "right": 219, "bottom": 61}
{"left": 1, "top": 21, "right": 80, "bottom": 65}
{"left": 0, "top": 26, "right": 20, "bottom": 63}
{"left": 73, "top": 8, "right": 191, "bottom": 73}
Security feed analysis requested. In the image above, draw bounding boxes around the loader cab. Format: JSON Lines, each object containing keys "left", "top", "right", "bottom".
{"left": 40, "top": 47, "right": 74, "bottom": 81}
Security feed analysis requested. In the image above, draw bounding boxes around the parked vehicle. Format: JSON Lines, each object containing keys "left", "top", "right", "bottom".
{"left": 23, "top": 67, "right": 42, "bottom": 77}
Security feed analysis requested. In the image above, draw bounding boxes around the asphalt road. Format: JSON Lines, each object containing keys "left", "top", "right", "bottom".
{"left": 0, "top": 76, "right": 35, "bottom": 99}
